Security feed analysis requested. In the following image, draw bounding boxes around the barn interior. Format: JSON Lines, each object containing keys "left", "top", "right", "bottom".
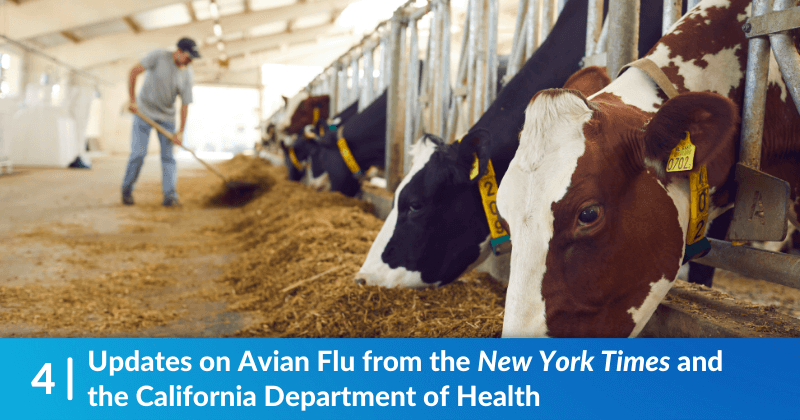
{"left": 1, "top": 0, "right": 799, "bottom": 338}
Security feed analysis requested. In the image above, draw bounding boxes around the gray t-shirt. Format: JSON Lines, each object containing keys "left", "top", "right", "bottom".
{"left": 137, "top": 49, "right": 193, "bottom": 123}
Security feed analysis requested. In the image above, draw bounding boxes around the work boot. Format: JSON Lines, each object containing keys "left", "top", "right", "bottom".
{"left": 122, "top": 195, "right": 134, "bottom": 205}
{"left": 163, "top": 197, "right": 182, "bottom": 208}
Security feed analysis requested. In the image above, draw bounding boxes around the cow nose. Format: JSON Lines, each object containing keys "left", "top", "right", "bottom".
{"left": 354, "top": 272, "right": 375, "bottom": 285}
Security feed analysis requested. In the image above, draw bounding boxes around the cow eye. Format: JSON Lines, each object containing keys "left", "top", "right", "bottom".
{"left": 408, "top": 202, "right": 423, "bottom": 213}
{"left": 578, "top": 205, "right": 601, "bottom": 225}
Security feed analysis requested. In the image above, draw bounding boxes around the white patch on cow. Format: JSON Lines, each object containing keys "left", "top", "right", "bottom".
{"left": 648, "top": 43, "right": 744, "bottom": 97}
{"left": 768, "top": 49, "right": 788, "bottom": 103}
{"left": 356, "top": 137, "right": 438, "bottom": 288}
{"left": 594, "top": 67, "right": 661, "bottom": 112}
{"left": 627, "top": 277, "right": 674, "bottom": 337}
{"left": 499, "top": 91, "right": 593, "bottom": 338}
{"left": 687, "top": 0, "right": 731, "bottom": 19}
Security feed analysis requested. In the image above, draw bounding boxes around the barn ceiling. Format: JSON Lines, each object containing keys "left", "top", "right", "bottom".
{"left": 0, "top": 0, "right": 520, "bottom": 85}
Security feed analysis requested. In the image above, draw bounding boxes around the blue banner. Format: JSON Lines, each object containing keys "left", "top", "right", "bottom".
{"left": 0, "top": 339, "right": 796, "bottom": 419}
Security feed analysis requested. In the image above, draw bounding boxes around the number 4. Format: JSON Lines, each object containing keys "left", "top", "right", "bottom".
{"left": 32, "top": 363, "right": 55, "bottom": 395}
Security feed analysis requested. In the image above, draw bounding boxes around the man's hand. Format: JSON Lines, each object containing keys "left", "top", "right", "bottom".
{"left": 128, "top": 100, "right": 138, "bottom": 114}
{"left": 172, "top": 131, "right": 183, "bottom": 147}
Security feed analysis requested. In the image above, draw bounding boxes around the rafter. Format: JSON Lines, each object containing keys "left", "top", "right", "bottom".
{"left": 185, "top": 1, "right": 197, "bottom": 23}
{"left": 46, "top": 0, "right": 361, "bottom": 70}
{"left": 197, "top": 23, "right": 346, "bottom": 60}
{"left": 122, "top": 16, "right": 142, "bottom": 34}
{"left": 60, "top": 31, "right": 81, "bottom": 44}
{"left": 4, "top": 0, "right": 180, "bottom": 41}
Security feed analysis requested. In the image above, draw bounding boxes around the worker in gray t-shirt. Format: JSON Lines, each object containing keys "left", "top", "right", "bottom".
{"left": 121, "top": 37, "right": 199, "bottom": 207}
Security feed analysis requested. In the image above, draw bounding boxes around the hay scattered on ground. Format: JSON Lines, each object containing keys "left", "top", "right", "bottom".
{"left": 212, "top": 159, "right": 507, "bottom": 338}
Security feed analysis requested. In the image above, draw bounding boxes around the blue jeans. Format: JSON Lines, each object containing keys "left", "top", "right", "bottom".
{"left": 121, "top": 115, "right": 178, "bottom": 202}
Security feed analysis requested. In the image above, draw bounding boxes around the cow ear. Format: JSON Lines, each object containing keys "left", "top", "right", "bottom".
{"left": 562, "top": 66, "right": 610, "bottom": 97}
{"left": 457, "top": 128, "right": 492, "bottom": 184}
{"left": 643, "top": 92, "right": 738, "bottom": 180}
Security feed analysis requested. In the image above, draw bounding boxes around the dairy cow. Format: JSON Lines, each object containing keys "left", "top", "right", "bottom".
{"left": 309, "top": 91, "right": 388, "bottom": 197}
{"left": 356, "top": 0, "right": 665, "bottom": 287}
{"left": 496, "top": 0, "right": 800, "bottom": 337}
{"left": 283, "top": 100, "right": 361, "bottom": 182}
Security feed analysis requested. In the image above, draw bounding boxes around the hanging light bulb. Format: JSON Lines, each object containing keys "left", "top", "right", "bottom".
{"left": 213, "top": 23, "right": 223, "bottom": 37}
{"left": 209, "top": 1, "right": 220, "bottom": 20}
{"left": 217, "top": 41, "right": 225, "bottom": 51}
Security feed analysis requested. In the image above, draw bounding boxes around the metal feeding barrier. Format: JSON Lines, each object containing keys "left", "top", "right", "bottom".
{"left": 697, "top": 0, "right": 800, "bottom": 285}
{"left": 279, "top": 0, "right": 569, "bottom": 191}
{"left": 596, "top": 0, "right": 800, "bottom": 286}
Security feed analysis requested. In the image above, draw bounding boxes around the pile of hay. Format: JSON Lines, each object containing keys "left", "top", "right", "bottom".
{"left": 190, "top": 154, "right": 276, "bottom": 207}
{"left": 215, "top": 158, "right": 506, "bottom": 337}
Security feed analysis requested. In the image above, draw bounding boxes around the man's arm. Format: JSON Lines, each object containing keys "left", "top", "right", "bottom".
{"left": 172, "top": 103, "right": 188, "bottom": 146}
{"left": 128, "top": 64, "right": 145, "bottom": 113}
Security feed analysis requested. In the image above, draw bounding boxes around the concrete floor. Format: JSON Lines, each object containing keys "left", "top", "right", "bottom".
{"left": 0, "top": 153, "right": 256, "bottom": 337}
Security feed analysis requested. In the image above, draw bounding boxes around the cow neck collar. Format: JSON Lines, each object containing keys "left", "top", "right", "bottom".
{"left": 457, "top": 137, "right": 511, "bottom": 255}
{"left": 620, "top": 58, "right": 711, "bottom": 263}
{"left": 287, "top": 147, "right": 305, "bottom": 171}
{"left": 336, "top": 125, "right": 363, "bottom": 176}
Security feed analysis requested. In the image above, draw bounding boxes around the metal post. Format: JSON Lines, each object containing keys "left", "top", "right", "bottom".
{"left": 362, "top": 44, "right": 375, "bottom": 109}
{"left": 769, "top": 0, "right": 800, "bottom": 116}
{"left": 338, "top": 59, "right": 348, "bottom": 111}
{"left": 440, "top": 0, "right": 451, "bottom": 137}
{"left": 329, "top": 68, "right": 339, "bottom": 114}
{"left": 487, "top": 0, "right": 499, "bottom": 108}
{"left": 405, "top": 18, "right": 420, "bottom": 174}
{"left": 738, "top": 0, "right": 772, "bottom": 171}
{"left": 379, "top": 35, "right": 388, "bottom": 92}
{"left": 607, "top": 0, "right": 639, "bottom": 80}
{"left": 686, "top": 0, "right": 701, "bottom": 10}
{"left": 473, "top": 0, "right": 485, "bottom": 125}
{"left": 386, "top": 10, "right": 407, "bottom": 192}
{"left": 350, "top": 55, "right": 360, "bottom": 106}
{"left": 662, "top": 0, "right": 683, "bottom": 35}
{"left": 586, "top": 0, "right": 604, "bottom": 57}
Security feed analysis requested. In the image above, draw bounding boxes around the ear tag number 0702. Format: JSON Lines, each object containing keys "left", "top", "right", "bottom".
{"left": 666, "top": 132, "right": 695, "bottom": 172}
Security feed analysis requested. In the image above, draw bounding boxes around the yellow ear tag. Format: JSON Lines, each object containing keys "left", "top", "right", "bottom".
{"left": 470, "top": 154, "right": 480, "bottom": 180}
{"left": 666, "top": 131, "right": 695, "bottom": 172}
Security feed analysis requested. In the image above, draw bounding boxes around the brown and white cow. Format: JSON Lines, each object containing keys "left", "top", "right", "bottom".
{"left": 496, "top": 0, "right": 800, "bottom": 337}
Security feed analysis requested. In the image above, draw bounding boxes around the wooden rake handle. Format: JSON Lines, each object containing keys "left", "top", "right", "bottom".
{"left": 133, "top": 110, "right": 229, "bottom": 182}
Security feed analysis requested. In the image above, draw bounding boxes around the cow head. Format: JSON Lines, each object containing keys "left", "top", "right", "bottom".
{"left": 497, "top": 88, "right": 738, "bottom": 337}
{"left": 356, "top": 130, "right": 494, "bottom": 288}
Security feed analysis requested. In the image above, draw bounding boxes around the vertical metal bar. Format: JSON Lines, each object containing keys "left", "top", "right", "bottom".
{"left": 467, "top": 0, "right": 478, "bottom": 126}
{"left": 338, "top": 59, "right": 348, "bottom": 111}
{"left": 586, "top": 0, "right": 604, "bottom": 57}
{"left": 506, "top": 13, "right": 528, "bottom": 83}
{"left": 487, "top": 0, "right": 498, "bottom": 108}
{"left": 440, "top": 0, "right": 451, "bottom": 137}
{"left": 662, "top": 0, "right": 683, "bottom": 35}
{"left": 541, "top": 0, "right": 553, "bottom": 40}
{"left": 557, "top": 0, "right": 566, "bottom": 15}
{"left": 738, "top": 0, "right": 771, "bottom": 170}
{"left": 770, "top": 0, "right": 800, "bottom": 116}
{"left": 607, "top": 0, "right": 639, "bottom": 80}
{"left": 531, "top": 0, "right": 542, "bottom": 50}
{"left": 593, "top": 13, "right": 610, "bottom": 55}
{"left": 686, "top": 0, "right": 700, "bottom": 10}
{"left": 405, "top": 18, "right": 419, "bottom": 174}
{"left": 350, "top": 56, "right": 360, "bottom": 107}
{"left": 508, "top": 0, "right": 528, "bottom": 76}
{"left": 379, "top": 35, "right": 388, "bottom": 91}
{"left": 386, "top": 10, "right": 407, "bottom": 192}
{"left": 473, "top": 0, "right": 486, "bottom": 125}
{"left": 428, "top": 4, "right": 441, "bottom": 138}
{"left": 525, "top": 0, "right": 536, "bottom": 60}
{"left": 363, "top": 45, "right": 374, "bottom": 108}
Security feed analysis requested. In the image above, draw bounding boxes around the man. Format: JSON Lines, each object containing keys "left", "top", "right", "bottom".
{"left": 121, "top": 37, "right": 199, "bottom": 207}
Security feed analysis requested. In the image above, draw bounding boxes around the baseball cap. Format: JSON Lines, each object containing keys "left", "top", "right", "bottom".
{"left": 177, "top": 37, "right": 201, "bottom": 58}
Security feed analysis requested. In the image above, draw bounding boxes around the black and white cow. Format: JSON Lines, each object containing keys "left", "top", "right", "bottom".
{"left": 356, "top": 0, "right": 666, "bottom": 287}
{"left": 309, "top": 90, "right": 388, "bottom": 197}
